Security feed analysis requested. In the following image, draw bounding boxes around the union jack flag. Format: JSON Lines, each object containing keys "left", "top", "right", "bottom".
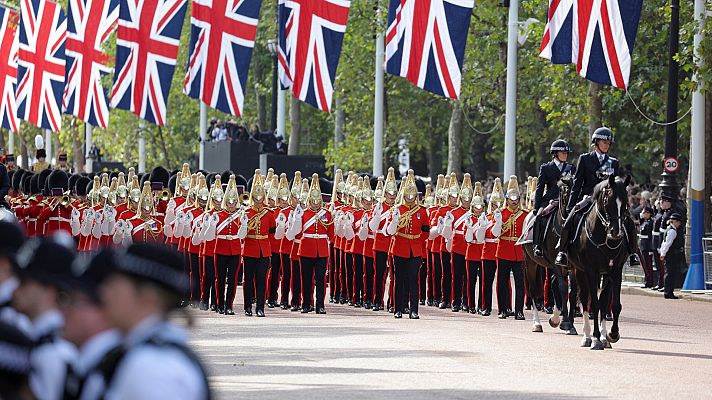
{"left": 63, "top": 0, "right": 119, "bottom": 128}
{"left": 539, "top": 0, "right": 642, "bottom": 89}
{"left": 16, "top": 0, "right": 67, "bottom": 132}
{"left": 0, "top": 6, "right": 19, "bottom": 132}
{"left": 276, "top": 0, "right": 292, "bottom": 89}
{"left": 184, "top": 0, "right": 262, "bottom": 117}
{"left": 110, "top": 0, "right": 187, "bottom": 125}
{"left": 280, "top": 0, "right": 350, "bottom": 113}
{"left": 385, "top": 0, "right": 474, "bottom": 99}
{"left": 539, "top": 0, "right": 577, "bottom": 64}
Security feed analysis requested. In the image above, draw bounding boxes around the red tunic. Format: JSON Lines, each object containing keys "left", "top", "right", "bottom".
{"left": 349, "top": 209, "right": 365, "bottom": 255}
{"left": 278, "top": 206, "right": 293, "bottom": 254}
{"left": 362, "top": 209, "right": 376, "bottom": 259}
{"left": 449, "top": 207, "right": 471, "bottom": 256}
{"left": 297, "top": 208, "right": 334, "bottom": 258}
{"left": 268, "top": 207, "right": 281, "bottom": 254}
{"left": 372, "top": 202, "right": 392, "bottom": 254}
{"left": 495, "top": 207, "right": 526, "bottom": 262}
{"left": 127, "top": 216, "right": 164, "bottom": 243}
{"left": 241, "top": 206, "right": 276, "bottom": 258}
{"left": 166, "top": 197, "right": 187, "bottom": 246}
{"left": 429, "top": 206, "right": 442, "bottom": 253}
{"left": 387, "top": 204, "right": 428, "bottom": 259}
{"left": 481, "top": 215, "right": 499, "bottom": 261}
{"left": 213, "top": 210, "right": 242, "bottom": 256}
{"left": 38, "top": 201, "right": 75, "bottom": 237}
{"left": 437, "top": 205, "right": 454, "bottom": 252}
{"left": 186, "top": 207, "right": 206, "bottom": 255}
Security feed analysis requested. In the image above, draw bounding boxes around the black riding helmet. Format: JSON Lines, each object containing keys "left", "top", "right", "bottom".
{"left": 550, "top": 139, "right": 570, "bottom": 155}
{"left": 591, "top": 127, "right": 615, "bottom": 144}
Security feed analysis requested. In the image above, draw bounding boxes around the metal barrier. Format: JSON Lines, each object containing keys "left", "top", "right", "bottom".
{"left": 703, "top": 237, "right": 712, "bottom": 288}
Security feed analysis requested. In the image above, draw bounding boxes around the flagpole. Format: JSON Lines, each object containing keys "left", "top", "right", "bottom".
{"left": 138, "top": 121, "right": 146, "bottom": 173}
{"left": 277, "top": 86, "right": 286, "bottom": 143}
{"left": 373, "top": 33, "right": 384, "bottom": 177}
{"left": 8, "top": 130, "right": 13, "bottom": 156}
{"left": 44, "top": 129, "right": 52, "bottom": 165}
{"left": 85, "top": 123, "right": 93, "bottom": 173}
{"left": 503, "top": 0, "right": 518, "bottom": 180}
{"left": 683, "top": 0, "right": 706, "bottom": 290}
{"left": 199, "top": 101, "right": 206, "bottom": 170}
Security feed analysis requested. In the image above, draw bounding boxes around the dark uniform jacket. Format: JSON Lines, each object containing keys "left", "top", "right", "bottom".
{"left": 652, "top": 209, "right": 672, "bottom": 251}
{"left": 638, "top": 218, "right": 654, "bottom": 252}
{"left": 567, "top": 151, "right": 620, "bottom": 210}
{"left": 534, "top": 160, "right": 575, "bottom": 210}
{"left": 0, "top": 164, "right": 9, "bottom": 209}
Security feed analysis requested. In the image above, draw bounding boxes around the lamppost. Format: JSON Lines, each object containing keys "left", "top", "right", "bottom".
{"left": 659, "top": 0, "right": 680, "bottom": 200}
{"left": 267, "top": 39, "right": 278, "bottom": 132}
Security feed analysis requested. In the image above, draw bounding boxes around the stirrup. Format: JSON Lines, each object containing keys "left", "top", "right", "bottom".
{"left": 555, "top": 252, "right": 568, "bottom": 267}
{"left": 629, "top": 254, "right": 641, "bottom": 266}
{"left": 533, "top": 245, "right": 544, "bottom": 257}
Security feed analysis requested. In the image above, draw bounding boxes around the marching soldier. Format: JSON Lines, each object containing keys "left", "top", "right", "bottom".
{"left": 478, "top": 178, "right": 504, "bottom": 316}
{"left": 369, "top": 173, "right": 395, "bottom": 311}
{"left": 237, "top": 170, "right": 277, "bottom": 317}
{"left": 278, "top": 172, "right": 300, "bottom": 309}
{"left": 494, "top": 176, "right": 527, "bottom": 320}
{"left": 427, "top": 174, "right": 445, "bottom": 307}
{"left": 384, "top": 170, "right": 429, "bottom": 319}
{"left": 266, "top": 175, "right": 283, "bottom": 309}
{"left": 533, "top": 139, "right": 575, "bottom": 257}
{"left": 212, "top": 175, "right": 242, "bottom": 315}
{"left": 183, "top": 174, "right": 209, "bottom": 306}
{"left": 288, "top": 174, "right": 334, "bottom": 314}
{"left": 359, "top": 180, "right": 376, "bottom": 310}
{"left": 327, "top": 169, "right": 345, "bottom": 303}
{"left": 442, "top": 173, "right": 474, "bottom": 312}
{"left": 113, "top": 182, "right": 164, "bottom": 244}
{"left": 347, "top": 177, "right": 366, "bottom": 307}
{"left": 196, "top": 176, "right": 223, "bottom": 311}
{"left": 38, "top": 170, "right": 77, "bottom": 237}
{"left": 464, "top": 181, "right": 486, "bottom": 314}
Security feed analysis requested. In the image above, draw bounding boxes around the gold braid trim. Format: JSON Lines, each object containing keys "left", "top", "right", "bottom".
{"left": 501, "top": 209, "right": 524, "bottom": 235}
{"left": 397, "top": 205, "right": 421, "bottom": 230}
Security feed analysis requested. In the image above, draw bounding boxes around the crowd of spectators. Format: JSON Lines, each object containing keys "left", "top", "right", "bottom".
{"left": 207, "top": 120, "right": 288, "bottom": 154}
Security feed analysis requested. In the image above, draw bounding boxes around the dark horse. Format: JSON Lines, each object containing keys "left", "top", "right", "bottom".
{"left": 568, "top": 175, "right": 630, "bottom": 350}
{"left": 522, "top": 179, "right": 578, "bottom": 334}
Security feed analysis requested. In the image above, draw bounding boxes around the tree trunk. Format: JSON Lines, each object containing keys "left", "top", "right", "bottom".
{"left": 333, "top": 95, "right": 345, "bottom": 172}
{"left": 469, "top": 120, "right": 487, "bottom": 182}
{"left": 288, "top": 96, "right": 301, "bottom": 155}
{"left": 20, "top": 137, "right": 28, "bottom": 170}
{"left": 589, "top": 82, "right": 603, "bottom": 136}
{"left": 447, "top": 102, "right": 463, "bottom": 175}
{"left": 156, "top": 126, "right": 172, "bottom": 167}
{"left": 72, "top": 124, "right": 84, "bottom": 173}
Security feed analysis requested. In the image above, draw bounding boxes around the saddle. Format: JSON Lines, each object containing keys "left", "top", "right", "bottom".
{"left": 570, "top": 197, "right": 594, "bottom": 244}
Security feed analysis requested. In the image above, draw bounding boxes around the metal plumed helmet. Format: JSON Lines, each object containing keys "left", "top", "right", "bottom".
{"left": 591, "top": 127, "right": 615, "bottom": 144}
{"left": 550, "top": 139, "right": 570, "bottom": 154}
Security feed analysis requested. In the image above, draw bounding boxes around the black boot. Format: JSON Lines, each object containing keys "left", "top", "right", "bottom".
{"left": 534, "top": 245, "right": 544, "bottom": 258}
{"left": 628, "top": 253, "right": 641, "bottom": 267}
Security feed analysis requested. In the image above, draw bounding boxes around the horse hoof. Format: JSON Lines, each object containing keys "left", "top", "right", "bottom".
{"left": 532, "top": 324, "right": 543, "bottom": 333}
{"left": 607, "top": 331, "right": 620, "bottom": 343}
{"left": 602, "top": 338, "right": 612, "bottom": 349}
{"left": 559, "top": 321, "right": 572, "bottom": 331}
{"left": 581, "top": 337, "right": 592, "bottom": 347}
{"left": 549, "top": 318, "right": 560, "bottom": 328}
{"left": 590, "top": 339, "right": 605, "bottom": 350}
{"left": 566, "top": 327, "right": 578, "bottom": 336}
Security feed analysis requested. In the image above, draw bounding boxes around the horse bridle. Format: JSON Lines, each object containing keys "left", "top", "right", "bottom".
{"left": 585, "top": 188, "right": 626, "bottom": 251}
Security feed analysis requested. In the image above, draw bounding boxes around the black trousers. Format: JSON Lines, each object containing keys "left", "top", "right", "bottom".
{"left": 333, "top": 248, "right": 343, "bottom": 299}
{"left": 189, "top": 252, "right": 201, "bottom": 302}
{"left": 466, "top": 260, "right": 481, "bottom": 310}
{"left": 480, "top": 259, "right": 497, "bottom": 312}
{"left": 363, "top": 256, "right": 374, "bottom": 304}
{"left": 440, "top": 252, "right": 452, "bottom": 304}
{"left": 418, "top": 258, "right": 427, "bottom": 301}
{"left": 374, "top": 251, "right": 388, "bottom": 305}
{"left": 301, "top": 257, "right": 327, "bottom": 309}
{"left": 394, "top": 256, "right": 421, "bottom": 314}
{"left": 243, "top": 256, "right": 268, "bottom": 311}
{"left": 653, "top": 249, "right": 665, "bottom": 288}
{"left": 268, "top": 253, "right": 282, "bottom": 303}
{"left": 280, "top": 253, "right": 291, "bottom": 305}
{"left": 290, "top": 259, "right": 302, "bottom": 307}
{"left": 215, "top": 254, "right": 239, "bottom": 310}
{"left": 201, "top": 256, "right": 216, "bottom": 306}
{"left": 352, "top": 254, "right": 364, "bottom": 303}
{"left": 497, "top": 259, "right": 525, "bottom": 314}
{"left": 182, "top": 251, "right": 191, "bottom": 301}
{"left": 451, "top": 253, "right": 466, "bottom": 307}
{"left": 664, "top": 252, "right": 684, "bottom": 296}
{"left": 431, "top": 252, "right": 442, "bottom": 303}
{"left": 329, "top": 245, "right": 337, "bottom": 299}
{"left": 344, "top": 252, "right": 354, "bottom": 302}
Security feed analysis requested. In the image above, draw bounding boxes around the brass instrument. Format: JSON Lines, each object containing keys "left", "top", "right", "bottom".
{"left": 160, "top": 188, "right": 172, "bottom": 202}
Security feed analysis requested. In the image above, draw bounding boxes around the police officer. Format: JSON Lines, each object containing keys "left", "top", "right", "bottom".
{"left": 533, "top": 139, "right": 575, "bottom": 257}
{"left": 0, "top": 320, "right": 34, "bottom": 399}
{"left": 99, "top": 243, "right": 210, "bottom": 399}
{"left": 12, "top": 234, "right": 78, "bottom": 400}
{"left": 555, "top": 127, "right": 640, "bottom": 267}
{"left": 652, "top": 194, "right": 674, "bottom": 291}
{"left": 658, "top": 213, "right": 686, "bottom": 300}
{"left": 638, "top": 206, "right": 655, "bottom": 289}
{"left": 0, "top": 212, "right": 31, "bottom": 333}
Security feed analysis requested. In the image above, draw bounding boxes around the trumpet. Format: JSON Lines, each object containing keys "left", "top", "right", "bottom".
{"left": 240, "top": 193, "right": 250, "bottom": 204}
{"left": 160, "top": 188, "right": 172, "bottom": 202}
{"left": 50, "top": 195, "right": 72, "bottom": 210}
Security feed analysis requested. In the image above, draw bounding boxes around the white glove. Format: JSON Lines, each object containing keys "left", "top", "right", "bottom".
{"left": 164, "top": 222, "right": 174, "bottom": 238}
{"left": 80, "top": 209, "right": 93, "bottom": 236}
{"left": 92, "top": 211, "right": 104, "bottom": 239}
{"left": 465, "top": 220, "right": 475, "bottom": 243}
{"left": 173, "top": 212, "right": 185, "bottom": 238}
{"left": 369, "top": 204, "right": 383, "bottom": 232}
{"left": 357, "top": 214, "right": 369, "bottom": 241}
{"left": 492, "top": 209, "right": 503, "bottom": 237}
{"left": 121, "top": 223, "right": 132, "bottom": 247}
{"left": 445, "top": 238, "right": 453, "bottom": 252}
{"left": 475, "top": 214, "right": 489, "bottom": 243}
{"left": 343, "top": 214, "right": 355, "bottom": 240}
{"left": 182, "top": 213, "right": 195, "bottom": 239}
{"left": 164, "top": 198, "right": 177, "bottom": 224}
{"left": 191, "top": 221, "right": 203, "bottom": 246}
{"left": 205, "top": 214, "right": 218, "bottom": 241}
{"left": 441, "top": 212, "right": 454, "bottom": 239}
{"left": 385, "top": 212, "right": 399, "bottom": 236}
{"left": 334, "top": 215, "right": 344, "bottom": 238}
{"left": 294, "top": 204, "right": 304, "bottom": 218}
{"left": 237, "top": 213, "right": 249, "bottom": 239}
{"left": 101, "top": 206, "right": 116, "bottom": 236}
{"left": 113, "top": 221, "right": 125, "bottom": 244}
{"left": 328, "top": 202, "right": 335, "bottom": 214}
{"left": 275, "top": 213, "right": 287, "bottom": 240}
{"left": 429, "top": 216, "right": 443, "bottom": 240}
{"left": 70, "top": 208, "right": 81, "bottom": 236}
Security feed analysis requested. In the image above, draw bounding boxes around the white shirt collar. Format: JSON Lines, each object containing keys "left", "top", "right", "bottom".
{"left": 594, "top": 150, "right": 606, "bottom": 160}
{"left": 553, "top": 159, "right": 563, "bottom": 169}
{"left": 124, "top": 315, "right": 186, "bottom": 348}
{"left": 31, "top": 309, "right": 64, "bottom": 340}
{"left": 76, "top": 329, "right": 122, "bottom": 375}
{"left": 0, "top": 277, "right": 19, "bottom": 304}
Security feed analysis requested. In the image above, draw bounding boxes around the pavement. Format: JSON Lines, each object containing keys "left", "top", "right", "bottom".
{"left": 188, "top": 288, "right": 712, "bottom": 400}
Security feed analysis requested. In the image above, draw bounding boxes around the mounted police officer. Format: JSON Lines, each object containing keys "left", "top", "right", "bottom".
{"left": 533, "top": 139, "right": 575, "bottom": 257}
{"left": 554, "top": 127, "right": 641, "bottom": 267}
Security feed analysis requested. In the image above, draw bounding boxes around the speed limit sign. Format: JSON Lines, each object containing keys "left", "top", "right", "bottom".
{"left": 663, "top": 157, "right": 679, "bottom": 173}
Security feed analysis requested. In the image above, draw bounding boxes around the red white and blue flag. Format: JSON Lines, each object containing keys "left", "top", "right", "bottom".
{"left": 110, "top": 0, "right": 187, "bottom": 125}
{"left": 385, "top": 0, "right": 474, "bottom": 99}
{"left": 63, "top": 0, "right": 119, "bottom": 128}
{"left": 0, "top": 6, "right": 19, "bottom": 132}
{"left": 183, "top": 0, "right": 261, "bottom": 117}
{"left": 16, "top": 0, "right": 67, "bottom": 132}
{"left": 279, "top": 0, "right": 350, "bottom": 113}
{"left": 539, "top": 0, "right": 642, "bottom": 89}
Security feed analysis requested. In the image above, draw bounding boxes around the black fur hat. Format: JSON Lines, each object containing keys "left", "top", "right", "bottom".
{"left": 75, "top": 176, "right": 91, "bottom": 196}
{"left": 149, "top": 166, "right": 170, "bottom": 186}
{"left": 68, "top": 174, "right": 79, "bottom": 194}
{"left": 11, "top": 169, "right": 26, "bottom": 192}
{"left": 29, "top": 174, "right": 40, "bottom": 195}
{"left": 220, "top": 170, "right": 233, "bottom": 185}
{"left": 168, "top": 173, "right": 177, "bottom": 194}
{"left": 47, "top": 170, "right": 69, "bottom": 192}
{"left": 21, "top": 173, "right": 33, "bottom": 194}
{"left": 38, "top": 169, "right": 52, "bottom": 194}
